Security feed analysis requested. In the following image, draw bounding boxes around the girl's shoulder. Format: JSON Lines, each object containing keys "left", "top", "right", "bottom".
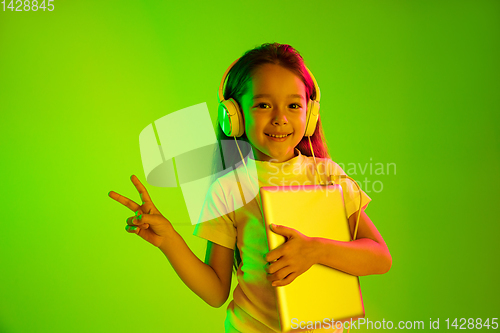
{"left": 210, "top": 161, "right": 255, "bottom": 193}
{"left": 326, "top": 158, "right": 348, "bottom": 176}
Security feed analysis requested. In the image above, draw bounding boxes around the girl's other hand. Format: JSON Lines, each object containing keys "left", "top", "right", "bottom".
{"left": 265, "top": 224, "right": 318, "bottom": 287}
{"left": 109, "top": 175, "right": 173, "bottom": 247}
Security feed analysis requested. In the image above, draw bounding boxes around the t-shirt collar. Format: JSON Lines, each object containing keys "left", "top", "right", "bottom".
{"left": 251, "top": 148, "right": 303, "bottom": 176}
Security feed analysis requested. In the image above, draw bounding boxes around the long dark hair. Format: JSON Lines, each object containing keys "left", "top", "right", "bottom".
{"left": 213, "top": 42, "right": 331, "bottom": 273}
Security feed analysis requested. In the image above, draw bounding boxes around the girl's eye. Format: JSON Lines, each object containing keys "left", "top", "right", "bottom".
{"left": 255, "top": 103, "right": 302, "bottom": 109}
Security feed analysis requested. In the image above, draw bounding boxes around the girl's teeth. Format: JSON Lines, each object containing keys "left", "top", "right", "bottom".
{"left": 267, "top": 133, "right": 290, "bottom": 138}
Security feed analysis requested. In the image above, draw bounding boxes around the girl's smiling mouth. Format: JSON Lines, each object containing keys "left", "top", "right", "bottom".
{"left": 265, "top": 132, "right": 293, "bottom": 141}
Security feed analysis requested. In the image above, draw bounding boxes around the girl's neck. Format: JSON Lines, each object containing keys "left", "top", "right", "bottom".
{"left": 250, "top": 147, "right": 299, "bottom": 163}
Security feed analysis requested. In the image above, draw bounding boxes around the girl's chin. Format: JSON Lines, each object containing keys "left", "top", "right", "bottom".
{"left": 257, "top": 149, "right": 296, "bottom": 162}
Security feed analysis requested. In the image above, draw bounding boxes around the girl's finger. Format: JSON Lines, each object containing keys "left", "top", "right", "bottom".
{"left": 130, "top": 175, "right": 154, "bottom": 204}
{"left": 267, "top": 258, "right": 288, "bottom": 275}
{"left": 273, "top": 272, "right": 298, "bottom": 287}
{"left": 125, "top": 225, "right": 140, "bottom": 234}
{"left": 274, "top": 266, "right": 294, "bottom": 282}
{"left": 134, "top": 212, "right": 156, "bottom": 225}
{"left": 265, "top": 245, "right": 284, "bottom": 263}
{"left": 126, "top": 215, "right": 148, "bottom": 227}
{"left": 139, "top": 202, "right": 159, "bottom": 215}
{"left": 109, "top": 191, "right": 140, "bottom": 212}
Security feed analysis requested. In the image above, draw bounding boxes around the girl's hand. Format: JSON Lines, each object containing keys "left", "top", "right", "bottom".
{"left": 265, "top": 224, "right": 318, "bottom": 287}
{"left": 109, "top": 175, "right": 173, "bottom": 248}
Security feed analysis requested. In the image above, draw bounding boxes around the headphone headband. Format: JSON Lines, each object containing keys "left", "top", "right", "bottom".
{"left": 218, "top": 58, "right": 241, "bottom": 104}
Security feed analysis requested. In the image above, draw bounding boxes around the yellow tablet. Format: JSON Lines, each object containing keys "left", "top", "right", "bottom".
{"left": 260, "top": 184, "right": 365, "bottom": 332}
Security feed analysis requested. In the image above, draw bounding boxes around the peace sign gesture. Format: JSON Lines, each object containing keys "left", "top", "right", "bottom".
{"left": 109, "top": 175, "right": 174, "bottom": 247}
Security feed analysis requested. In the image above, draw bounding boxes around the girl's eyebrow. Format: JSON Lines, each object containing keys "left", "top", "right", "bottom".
{"left": 252, "top": 93, "right": 305, "bottom": 100}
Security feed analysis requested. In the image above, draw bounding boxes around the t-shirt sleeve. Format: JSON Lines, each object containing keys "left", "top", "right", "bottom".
{"left": 193, "top": 179, "right": 237, "bottom": 250}
{"left": 328, "top": 160, "right": 372, "bottom": 218}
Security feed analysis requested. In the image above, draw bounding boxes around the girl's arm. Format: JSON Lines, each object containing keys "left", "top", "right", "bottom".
{"left": 158, "top": 228, "right": 234, "bottom": 308}
{"left": 266, "top": 210, "right": 391, "bottom": 286}
{"left": 312, "top": 209, "right": 392, "bottom": 276}
{"left": 110, "top": 175, "right": 234, "bottom": 308}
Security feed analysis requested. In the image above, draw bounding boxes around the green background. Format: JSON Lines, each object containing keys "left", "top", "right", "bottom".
{"left": 1, "top": 0, "right": 499, "bottom": 332}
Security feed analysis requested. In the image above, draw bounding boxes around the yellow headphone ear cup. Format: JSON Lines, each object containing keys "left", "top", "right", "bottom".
{"left": 304, "top": 99, "right": 320, "bottom": 137}
{"left": 218, "top": 98, "right": 245, "bottom": 137}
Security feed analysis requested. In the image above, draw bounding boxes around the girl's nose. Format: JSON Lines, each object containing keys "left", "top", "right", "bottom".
{"left": 272, "top": 109, "right": 288, "bottom": 126}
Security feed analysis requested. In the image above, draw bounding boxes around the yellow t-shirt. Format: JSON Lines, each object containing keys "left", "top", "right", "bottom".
{"left": 193, "top": 149, "right": 371, "bottom": 333}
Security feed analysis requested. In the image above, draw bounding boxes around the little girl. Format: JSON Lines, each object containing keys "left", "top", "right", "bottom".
{"left": 109, "top": 42, "right": 392, "bottom": 333}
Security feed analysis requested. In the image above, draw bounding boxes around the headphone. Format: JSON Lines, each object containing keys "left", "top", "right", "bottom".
{"left": 217, "top": 58, "right": 321, "bottom": 138}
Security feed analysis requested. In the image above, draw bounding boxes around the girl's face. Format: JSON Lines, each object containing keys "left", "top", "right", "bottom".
{"left": 240, "top": 63, "right": 308, "bottom": 163}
